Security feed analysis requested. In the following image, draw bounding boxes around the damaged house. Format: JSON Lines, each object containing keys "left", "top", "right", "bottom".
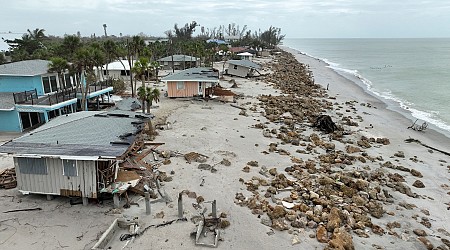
{"left": 0, "top": 110, "right": 151, "bottom": 205}
{"left": 227, "top": 60, "right": 261, "bottom": 78}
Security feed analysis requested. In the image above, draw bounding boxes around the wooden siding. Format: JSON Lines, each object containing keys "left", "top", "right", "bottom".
{"left": 167, "top": 81, "right": 199, "bottom": 97}
{"left": 14, "top": 157, "right": 98, "bottom": 198}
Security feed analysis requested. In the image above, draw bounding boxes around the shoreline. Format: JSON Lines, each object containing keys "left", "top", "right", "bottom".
{"left": 0, "top": 51, "right": 449, "bottom": 249}
{"left": 280, "top": 45, "right": 450, "bottom": 141}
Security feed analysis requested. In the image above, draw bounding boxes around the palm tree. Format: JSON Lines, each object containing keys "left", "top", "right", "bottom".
{"left": 27, "top": 28, "right": 46, "bottom": 41}
{"left": 132, "top": 57, "right": 150, "bottom": 92}
{"left": 149, "top": 61, "right": 160, "bottom": 82}
{"left": 48, "top": 57, "right": 69, "bottom": 90}
{"left": 137, "top": 86, "right": 147, "bottom": 113}
{"left": 60, "top": 35, "right": 81, "bottom": 61}
{"left": 145, "top": 87, "right": 160, "bottom": 114}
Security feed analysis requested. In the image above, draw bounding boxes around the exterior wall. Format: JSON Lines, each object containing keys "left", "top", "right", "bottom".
{"left": 167, "top": 81, "right": 200, "bottom": 97}
{"left": 100, "top": 69, "right": 131, "bottom": 81}
{"left": 167, "top": 81, "right": 217, "bottom": 98}
{"left": 0, "top": 109, "right": 21, "bottom": 132}
{"left": 159, "top": 60, "right": 199, "bottom": 70}
{"left": 0, "top": 75, "right": 45, "bottom": 95}
{"left": 14, "top": 157, "right": 98, "bottom": 198}
{"left": 228, "top": 64, "right": 250, "bottom": 78}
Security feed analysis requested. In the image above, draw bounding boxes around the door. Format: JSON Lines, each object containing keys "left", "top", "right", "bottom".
{"left": 198, "top": 82, "right": 203, "bottom": 96}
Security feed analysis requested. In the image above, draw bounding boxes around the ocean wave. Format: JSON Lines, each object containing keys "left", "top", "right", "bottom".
{"left": 283, "top": 45, "right": 450, "bottom": 132}
{"left": 330, "top": 65, "right": 450, "bottom": 132}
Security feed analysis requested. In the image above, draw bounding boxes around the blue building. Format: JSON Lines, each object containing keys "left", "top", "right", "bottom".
{"left": 0, "top": 59, "right": 113, "bottom": 132}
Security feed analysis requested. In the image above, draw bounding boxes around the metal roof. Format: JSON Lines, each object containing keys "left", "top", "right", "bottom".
{"left": 0, "top": 110, "right": 151, "bottom": 158}
{"left": 102, "top": 60, "right": 134, "bottom": 71}
{"left": 0, "top": 92, "right": 15, "bottom": 110}
{"left": 0, "top": 59, "right": 51, "bottom": 76}
{"left": 228, "top": 60, "right": 261, "bottom": 69}
{"left": 158, "top": 55, "right": 198, "bottom": 62}
{"left": 161, "top": 67, "right": 219, "bottom": 82}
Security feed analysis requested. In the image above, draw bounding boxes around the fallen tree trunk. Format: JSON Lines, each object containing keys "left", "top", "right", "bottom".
{"left": 405, "top": 138, "right": 450, "bottom": 156}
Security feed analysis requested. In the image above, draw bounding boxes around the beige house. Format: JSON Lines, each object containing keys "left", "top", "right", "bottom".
{"left": 161, "top": 67, "right": 219, "bottom": 98}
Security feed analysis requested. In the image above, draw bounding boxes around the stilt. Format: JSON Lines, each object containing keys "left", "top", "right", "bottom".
{"left": 82, "top": 197, "right": 89, "bottom": 206}
{"left": 212, "top": 200, "right": 217, "bottom": 218}
{"left": 178, "top": 193, "right": 183, "bottom": 218}
{"left": 46, "top": 194, "right": 53, "bottom": 201}
{"left": 145, "top": 192, "right": 151, "bottom": 215}
{"left": 113, "top": 193, "right": 120, "bottom": 208}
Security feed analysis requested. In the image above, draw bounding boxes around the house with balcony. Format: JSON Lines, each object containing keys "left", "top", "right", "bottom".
{"left": 0, "top": 59, "right": 113, "bottom": 132}
{"left": 158, "top": 55, "right": 199, "bottom": 70}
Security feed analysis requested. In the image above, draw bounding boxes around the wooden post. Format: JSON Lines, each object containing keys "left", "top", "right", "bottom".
{"left": 178, "top": 193, "right": 183, "bottom": 218}
{"left": 212, "top": 200, "right": 217, "bottom": 218}
{"left": 145, "top": 192, "right": 151, "bottom": 215}
{"left": 113, "top": 193, "right": 120, "bottom": 208}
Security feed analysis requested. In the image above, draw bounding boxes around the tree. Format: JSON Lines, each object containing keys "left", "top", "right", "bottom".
{"left": 132, "top": 57, "right": 151, "bottom": 93}
{"left": 48, "top": 57, "right": 69, "bottom": 90}
{"left": 0, "top": 53, "right": 6, "bottom": 64}
{"left": 60, "top": 35, "right": 81, "bottom": 61}
{"left": 126, "top": 36, "right": 146, "bottom": 97}
{"left": 73, "top": 45, "right": 105, "bottom": 110}
{"left": 137, "top": 86, "right": 147, "bottom": 113}
{"left": 145, "top": 87, "right": 160, "bottom": 114}
{"left": 173, "top": 21, "right": 199, "bottom": 41}
{"left": 260, "top": 26, "right": 285, "bottom": 48}
{"left": 5, "top": 28, "right": 48, "bottom": 61}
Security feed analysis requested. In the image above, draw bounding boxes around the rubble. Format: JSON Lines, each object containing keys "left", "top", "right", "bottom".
{"left": 0, "top": 168, "right": 16, "bottom": 189}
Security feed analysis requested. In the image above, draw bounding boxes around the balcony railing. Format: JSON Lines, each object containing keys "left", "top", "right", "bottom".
{"left": 87, "top": 80, "right": 112, "bottom": 94}
{"left": 13, "top": 88, "right": 77, "bottom": 106}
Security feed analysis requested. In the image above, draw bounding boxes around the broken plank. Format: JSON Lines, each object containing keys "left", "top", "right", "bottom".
{"left": 230, "top": 104, "right": 246, "bottom": 110}
{"left": 3, "top": 207, "right": 42, "bottom": 213}
{"left": 143, "top": 142, "right": 165, "bottom": 146}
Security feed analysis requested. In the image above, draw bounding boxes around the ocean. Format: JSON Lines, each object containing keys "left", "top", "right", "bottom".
{"left": 283, "top": 38, "right": 450, "bottom": 136}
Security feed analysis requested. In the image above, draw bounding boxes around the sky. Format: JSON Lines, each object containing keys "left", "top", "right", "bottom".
{"left": 1, "top": 0, "right": 450, "bottom": 51}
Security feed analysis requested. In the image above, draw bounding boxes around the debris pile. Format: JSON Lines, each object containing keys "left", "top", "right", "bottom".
{"left": 0, "top": 168, "right": 16, "bottom": 189}
{"left": 232, "top": 51, "right": 444, "bottom": 249}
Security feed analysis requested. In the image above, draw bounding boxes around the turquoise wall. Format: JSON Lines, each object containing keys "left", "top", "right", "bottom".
{"left": 0, "top": 76, "right": 44, "bottom": 95}
{"left": 0, "top": 109, "right": 21, "bottom": 132}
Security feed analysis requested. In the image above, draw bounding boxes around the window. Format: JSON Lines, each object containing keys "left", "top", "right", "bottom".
{"left": 18, "top": 158, "right": 48, "bottom": 175}
{"left": 43, "top": 77, "right": 51, "bottom": 93}
{"left": 63, "top": 159, "right": 78, "bottom": 177}
{"left": 42, "top": 76, "right": 59, "bottom": 93}
{"left": 233, "top": 65, "right": 238, "bottom": 70}
{"left": 50, "top": 76, "right": 58, "bottom": 92}
{"left": 177, "top": 82, "right": 185, "bottom": 90}
{"left": 64, "top": 74, "right": 72, "bottom": 88}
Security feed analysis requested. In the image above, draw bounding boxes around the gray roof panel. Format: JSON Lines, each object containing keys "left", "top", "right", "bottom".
{"left": 0, "top": 92, "right": 15, "bottom": 110}
{"left": 0, "top": 60, "right": 51, "bottom": 76}
{"left": 0, "top": 110, "right": 151, "bottom": 158}
{"left": 161, "top": 67, "right": 219, "bottom": 82}
{"left": 158, "top": 54, "right": 198, "bottom": 62}
{"left": 228, "top": 60, "right": 261, "bottom": 69}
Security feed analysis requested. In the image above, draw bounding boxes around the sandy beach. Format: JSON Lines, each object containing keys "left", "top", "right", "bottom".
{"left": 0, "top": 49, "right": 449, "bottom": 250}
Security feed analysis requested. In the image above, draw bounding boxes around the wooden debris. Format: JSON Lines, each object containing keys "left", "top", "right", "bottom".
{"left": 408, "top": 119, "right": 428, "bottom": 131}
{"left": 0, "top": 168, "right": 17, "bottom": 189}
{"left": 4, "top": 207, "right": 42, "bottom": 213}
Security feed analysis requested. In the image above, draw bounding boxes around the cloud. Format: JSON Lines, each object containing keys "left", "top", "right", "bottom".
{"left": 1, "top": 0, "right": 450, "bottom": 40}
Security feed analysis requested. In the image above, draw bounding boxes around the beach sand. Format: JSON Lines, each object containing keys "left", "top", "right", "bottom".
{"left": 0, "top": 50, "right": 449, "bottom": 250}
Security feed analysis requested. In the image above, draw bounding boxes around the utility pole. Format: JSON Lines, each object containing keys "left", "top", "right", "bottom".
{"left": 103, "top": 24, "right": 108, "bottom": 37}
